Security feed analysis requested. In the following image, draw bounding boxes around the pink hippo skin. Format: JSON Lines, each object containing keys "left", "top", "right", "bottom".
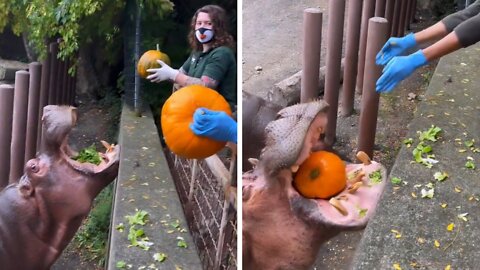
{"left": 242, "top": 100, "right": 387, "bottom": 270}
{"left": 0, "top": 105, "right": 120, "bottom": 270}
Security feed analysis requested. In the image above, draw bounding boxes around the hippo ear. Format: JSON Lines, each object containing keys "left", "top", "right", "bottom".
{"left": 19, "top": 176, "right": 34, "bottom": 198}
{"left": 289, "top": 161, "right": 387, "bottom": 231}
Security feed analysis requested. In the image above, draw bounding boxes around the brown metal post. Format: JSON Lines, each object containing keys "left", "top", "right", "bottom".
{"left": 301, "top": 8, "right": 323, "bottom": 103}
{"left": 56, "top": 58, "right": 65, "bottom": 105}
{"left": 71, "top": 71, "right": 77, "bottom": 105}
{"left": 356, "top": 0, "right": 376, "bottom": 94}
{"left": 358, "top": 17, "right": 389, "bottom": 158}
{"left": 341, "top": 0, "right": 363, "bottom": 116}
{"left": 405, "top": 0, "right": 413, "bottom": 30}
{"left": 37, "top": 48, "right": 51, "bottom": 149}
{"left": 410, "top": 0, "right": 417, "bottom": 24}
{"left": 324, "top": 0, "right": 346, "bottom": 146}
{"left": 375, "top": 0, "right": 386, "bottom": 17}
{"left": 61, "top": 59, "right": 70, "bottom": 105}
{"left": 25, "top": 62, "right": 42, "bottom": 163}
{"left": 385, "top": 0, "right": 395, "bottom": 37}
{"left": 48, "top": 42, "right": 59, "bottom": 105}
{"left": 9, "top": 70, "right": 30, "bottom": 183}
{"left": 391, "top": 0, "right": 402, "bottom": 37}
{"left": 397, "top": 0, "right": 409, "bottom": 37}
{"left": 0, "top": 85, "right": 14, "bottom": 187}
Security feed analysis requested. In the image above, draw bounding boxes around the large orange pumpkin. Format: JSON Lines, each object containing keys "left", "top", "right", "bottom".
{"left": 293, "top": 151, "right": 347, "bottom": 199}
{"left": 161, "top": 85, "right": 232, "bottom": 159}
{"left": 137, "top": 50, "right": 171, "bottom": 78}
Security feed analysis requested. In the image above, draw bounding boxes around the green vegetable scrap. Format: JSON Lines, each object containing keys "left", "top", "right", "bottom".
{"left": 126, "top": 210, "right": 149, "bottom": 226}
{"left": 72, "top": 144, "right": 102, "bottom": 165}
{"left": 369, "top": 170, "right": 383, "bottom": 184}
{"left": 391, "top": 177, "right": 402, "bottom": 185}
{"left": 116, "top": 260, "right": 127, "bottom": 269}
{"left": 153, "top": 253, "right": 167, "bottom": 262}
{"left": 418, "top": 125, "right": 442, "bottom": 142}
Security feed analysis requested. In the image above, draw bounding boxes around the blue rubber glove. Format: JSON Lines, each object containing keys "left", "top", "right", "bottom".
{"left": 190, "top": 108, "right": 237, "bottom": 143}
{"left": 376, "top": 33, "right": 417, "bottom": 66}
{"left": 376, "top": 50, "right": 428, "bottom": 93}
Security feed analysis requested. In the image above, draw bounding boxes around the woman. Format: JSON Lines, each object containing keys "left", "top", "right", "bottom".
{"left": 147, "top": 5, "right": 237, "bottom": 111}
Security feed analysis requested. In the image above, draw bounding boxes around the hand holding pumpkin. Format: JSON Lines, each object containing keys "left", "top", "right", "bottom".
{"left": 146, "top": 60, "right": 179, "bottom": 83}
{"left": 190, "top": 108, "right": 237, "bottom": 143}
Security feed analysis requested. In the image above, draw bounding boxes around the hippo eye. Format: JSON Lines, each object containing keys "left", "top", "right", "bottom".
{"left": 30, "top": 163, "right": 39, "bottom": 173}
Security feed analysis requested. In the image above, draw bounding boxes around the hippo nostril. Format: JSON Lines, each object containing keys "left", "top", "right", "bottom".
{"left": 31, "top": 163, "right": 39, "bottom": 173}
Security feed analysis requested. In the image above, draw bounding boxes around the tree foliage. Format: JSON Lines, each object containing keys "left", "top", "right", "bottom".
{"left": 0, "top": 0, "right": 174, "bottom": 61}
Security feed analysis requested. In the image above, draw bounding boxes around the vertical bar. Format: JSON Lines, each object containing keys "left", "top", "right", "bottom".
{"left": 410, "top": 0, "right": 417, "bottom": 24}
{"left": 25, "top": 62, "right": 42, "bottom": 163}
{"left": 405, "top": 0, "right": 413, "bottom": 30}
{"left": 324, "top": 0, "right": 346, "bottom": 146}
{"left": 358, "top": 17, "right": 389, "bottom": 158}
{"left": 0, "top": 85, "right": 14, "bottom": 188}
{"left": 61, "top": 58, "right": 70, "bottom": 105}
{"left": 9, "top": 70, "right": 30, "bottom": 183}
{"left": 71, "top": 72, "right": 77, "bottom": 105}
{"left": 48, "top": 42, "right": 59, "bottom": 105}
{"left": 397, "top": 0, "right": 409, "bottom": 37}
{"left": 301, "top": 8, "right": 323, "bottom": 103}
{"left": 356, "top": 0, "right": 376, "bottom": 94}
{"left": 391, "top": 0, "right": 402, "bottom": 37}
{"left": 56, "top": 57, "right": 65, "bottom": 105}
{"left": 385, "top": 0, "right": 396, "bottom": 37}
{"left": 341, "top": 0, "right": 364, "bottom": 116}
{"left": 37, "top": 47, "right": 51, "bottom": 149}
{"left": 375, "top": 0, "right": 386, "bottom": 17}
{"left": 188, "top": 159, "right": 198, "bottom": 202}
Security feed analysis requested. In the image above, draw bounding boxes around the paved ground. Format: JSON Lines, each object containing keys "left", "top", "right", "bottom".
{"left": 352, "top": 43, "right": 480, "bottom": 270}
{"left": 242, "top": 0, "right": 329, "bottom": 99}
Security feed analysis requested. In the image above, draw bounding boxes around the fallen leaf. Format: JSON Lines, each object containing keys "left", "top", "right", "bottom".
{"left": 445, "top": 265, "right": 451, "bottom": 270}
{"left": 417, "top": 237, "right": 426, "bottom": 244}
{"left": 393, "top": 263, "right": 402, "bottom": 270}
{"left": 434, "top": 240, "right": 440, "bottom": 248}
{"left": 441, "top": 203, "right": 448, "bottom": 208}
{"left": 411, "top": 192, "right": 417, "bottom": 198}
{"left": 454, "top": 187, "right": 462, "bottom": 193}
{"left": 458, "top": 213, "right": 469, "bottom": 222}
{"left": 447, "top": 223, "right": 455, "bottom": 231}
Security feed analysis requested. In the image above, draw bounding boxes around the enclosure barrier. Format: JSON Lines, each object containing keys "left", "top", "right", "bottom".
{"left": 166, "top": 149, "right": 237, "bottom": 270}
{"left": 300, "top": 0, "right": 417, "bottom": 156}
{"left": 0, "top": 40, "right": 76, "bottom": 187}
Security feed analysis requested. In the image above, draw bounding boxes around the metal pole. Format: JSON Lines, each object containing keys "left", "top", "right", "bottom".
{"left": 358, "top": 17, "right": 389, "bottom": 158}
{"left": 405, "top": 0, "right": 413, "bottom": 31}
{"left": 410, "top": 0, "right": 417, "bottom": 24}
{"left": 56, "top": 57, "right": 65, "bottom": 105}
{"left": 25, "top": 62, "right": 42, "bottom": 163}
{"left": 37, "top": 48, "right": 51, "bottom": 150}
{"left": 397, "top": 0, "right": 409, "bottom": 37}
{"left": 385, "top": 0, "right": 396, "bottom": 37}
{"left": 301, "top": 8, "right": 323, "bottom": 103}
{"left": 391, "top": 0, "right": 402, "bottom": 37}
{"left": 0, "top": 85, "right": 14, "bottom": 187}
{"left": 341, "top": 0, "right": 363, "bottom": 116}
{"left": 356, "top": 0, "right": 376, "bottom": 94}
{"left": 324, "top": 0, "right": 346, "bottom": 146}
{"left": 188, "top": 159, "right": 198, "bottom": 202}
{"left": 61, "top": 59, "right": 70, "bottom": 105}
{"left": 48, "top": 42, "right": 59, "bottom": 105}
{"left": 9, "top": 70, "right": 30, "bottom": 183}
{"left": 375, "top": 0, "right": 386, "bottom": 17}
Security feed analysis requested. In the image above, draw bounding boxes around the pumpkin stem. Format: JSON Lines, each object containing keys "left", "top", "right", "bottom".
{"left": 309, "top": 168, "right": 320, "bottom": 180}
{"left": 156, "top": 44, "right": 160, "bottom": 51}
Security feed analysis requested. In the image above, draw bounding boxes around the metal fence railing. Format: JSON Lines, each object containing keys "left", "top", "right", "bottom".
{"left": 165, "top": 148, "right": 237, "bottom": 270}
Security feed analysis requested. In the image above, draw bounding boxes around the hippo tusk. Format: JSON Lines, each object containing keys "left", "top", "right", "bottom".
{"left": 329, "top": 197, "right": 348, "bottom": 216}
{"left": 248, "top": 158, "right": 259, "bottom": 167}
{"left": 356, "top": 151, "right": 372, "bottom": 165}
{"left": 290, "top": 164, "right": 299, "bottom": 173}
{"left": 347, "top": 181, "right": 363, "bottom": 194}
{"left": 101, "top": 140, "right": 114, "bottom": 153}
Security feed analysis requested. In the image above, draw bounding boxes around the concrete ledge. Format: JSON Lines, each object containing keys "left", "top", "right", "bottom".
{"left": 266, "top": 59, "right": 344, "bottom": 107}
{"left": 107, "top": 104, "right": 201, "bottom": 269}
{"left": 351, "top": 45, "right": 480, "bottom": 269}
{"left": 0, "top": 59, "right": 28, "bottom": 80}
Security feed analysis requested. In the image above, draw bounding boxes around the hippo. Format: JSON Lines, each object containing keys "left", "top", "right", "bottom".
{"left": 0, "top": 105, "right": 120, "bottom": 270}
{"left": 242, "top": 100, "right": 387, "bottom": 269}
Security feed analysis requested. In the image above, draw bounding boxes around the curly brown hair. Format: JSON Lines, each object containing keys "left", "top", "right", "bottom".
{"left": 188, "top": 5, "right": 235, "bottom": 51}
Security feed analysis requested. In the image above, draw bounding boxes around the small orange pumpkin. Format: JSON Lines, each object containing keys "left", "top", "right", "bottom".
{"left": 137, "top": 50, "right": 171, "bottom": 78}
{"left": 293, "top": 151, "right": 346, "bottom": 199}
{"left": 161, "top": 85, "right": 232, "bottom": 159}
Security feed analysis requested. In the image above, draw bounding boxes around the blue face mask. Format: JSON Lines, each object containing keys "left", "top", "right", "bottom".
{"left": 195, "top": 27, "right": 215, "bottom": 44}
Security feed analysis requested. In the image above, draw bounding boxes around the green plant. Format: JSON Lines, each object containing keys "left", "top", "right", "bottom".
{"left": 74, "top": 184, "right": 114, "bottom": 266}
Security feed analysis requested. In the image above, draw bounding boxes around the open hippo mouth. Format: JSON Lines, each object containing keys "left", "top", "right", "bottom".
{"left": 244, "top": 99, "right": 387, "bottom": 229}
{"left": 42, "top": 105, "right": 120, "bottom": 176}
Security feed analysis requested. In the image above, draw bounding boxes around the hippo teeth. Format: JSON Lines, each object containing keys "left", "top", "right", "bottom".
{"left": 101, "top": 140, "right": 115, "bottom": 153}
{"left": 347, "top": 181, "right": 363, "bottom": 194}
{"left": 290, "top": 164, "right": 299, "bottom": 173}
{"left": 329, "top": 197, "right": 348, "bottom": 216}
{"left": 356, "top": 151, "right": 372, "bottom": 165}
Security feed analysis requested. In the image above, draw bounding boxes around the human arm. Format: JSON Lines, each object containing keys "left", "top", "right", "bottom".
{"left": 376, "top": 32, "right": 462, "bottom": 93}
{"left": 190, "top": 108, "right": 237, "bottom": 144}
